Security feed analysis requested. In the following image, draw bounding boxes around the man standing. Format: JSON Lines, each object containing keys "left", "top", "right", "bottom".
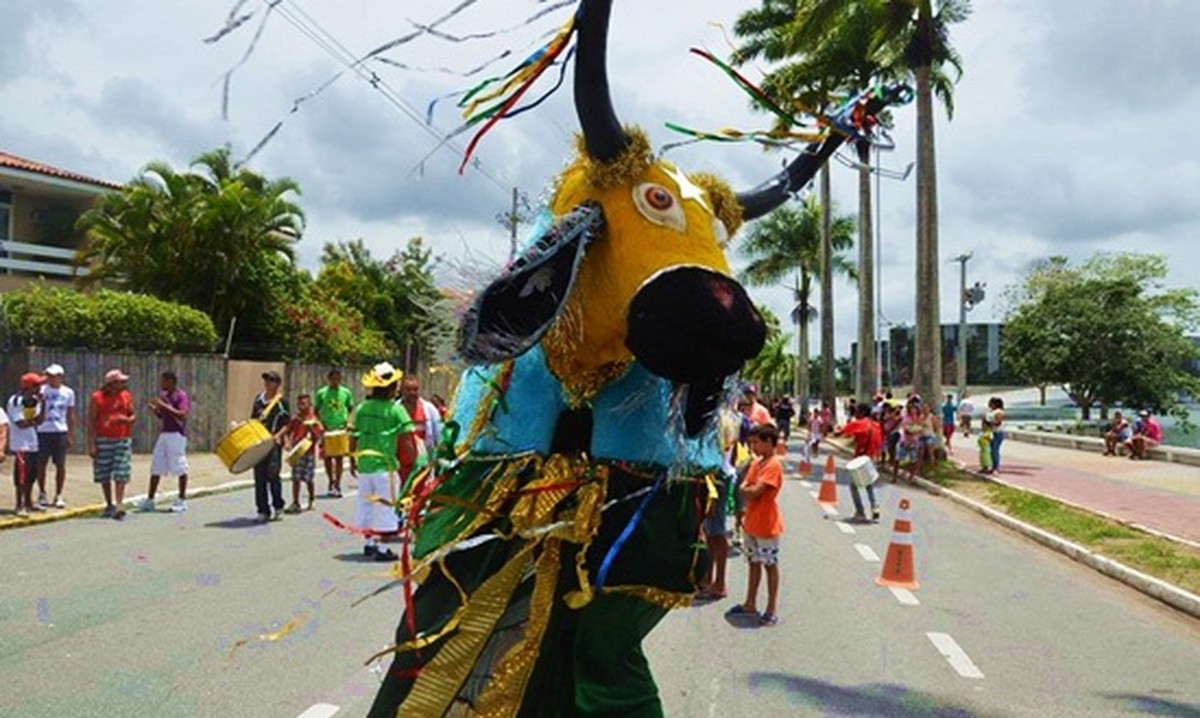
{"left": 351, "top": 363, "right": 416, "bottom": 561}
{"left": 837, "top": 404, "right": 884, "bottom": 524}
{"left": 397, "top": 375, "right": 441, "bottom": 483}
{"left": 37, "top": 364, "right": 75, "bottom": 509}
{"left": 8, "top": 373, "right": 46, "bottom": 518}
{"left": 940, "top": 393, "right": 959, "bottom": 453}
{"left": 314, "top": 369, "right": 354, "bottom": 498}
{"left": 251, "top": 371, "right": 290, "bottom": 522}
{"left": 89, "top": 369, "right": 135, "bottom": 520}
{"left": 140, "top": 371, "right": 190, "bottom": 513}
{"left": 743, "top": 386, "right": 773, "bottom": 427}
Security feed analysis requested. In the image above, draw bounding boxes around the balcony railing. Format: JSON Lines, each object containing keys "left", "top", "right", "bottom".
{"left": 0, "top": 239, "right": 87, "bottom": 278}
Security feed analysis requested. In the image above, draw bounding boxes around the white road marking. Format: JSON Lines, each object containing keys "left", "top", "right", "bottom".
{"left": 889, "top": 587, "right": 920, "bottom": 606}
{"left": 836, "top": 522, "right": 856, "bottom": 534}
{"left": 820, "top": 503, "right": 838, "bottom": 516}
{"left": 297, "top": 704, "right": 340, "bottom": 718}
{"left": 854, "top": 543, "right": 880, "bottom": 562}
{"left": 798, "top": 480, "right": 814, "bottom": 489}
{"left": 808, "top": 490, "right": 819, "bottom": 500}
{"left": 926, "top": 632, "right": 985, "bottom": 679}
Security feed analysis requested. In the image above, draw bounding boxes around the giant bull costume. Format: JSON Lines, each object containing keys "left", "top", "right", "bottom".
{"left": 369, "top": 2, "right": 902, "bottom": 715}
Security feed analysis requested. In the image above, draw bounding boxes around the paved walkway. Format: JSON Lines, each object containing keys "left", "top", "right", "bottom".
{"left": 0, "top": 452, "right": 270, "bottom": 529}
{"left": 951, "top": 437, "right": 1200, "bottom": 545}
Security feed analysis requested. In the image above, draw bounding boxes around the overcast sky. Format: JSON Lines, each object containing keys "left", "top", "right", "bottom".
{"left": 3, "top": 0, "right": 1197, "bottom": 358}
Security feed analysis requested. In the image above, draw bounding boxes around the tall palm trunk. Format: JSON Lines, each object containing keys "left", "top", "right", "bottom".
{"left": 913, "top": 59, "right": 942, "bottom": 402}
{"left": 798, "top": 271, "right": 812, "bottom": 412}
{"left": 819, "top": 163, "right": 836, "bottom": 418}
{"left": 855, "top": 140, "right": 875, "bottom": 399}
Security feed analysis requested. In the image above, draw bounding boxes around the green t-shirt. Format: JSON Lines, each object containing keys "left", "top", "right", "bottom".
{"left": 314, "top": 384, "right": 354, "bottom": 430}
{"left": 351, "top": 398, "right": 413, "bottom": 474}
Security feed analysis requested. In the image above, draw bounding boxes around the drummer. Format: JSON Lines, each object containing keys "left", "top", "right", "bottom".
{"left": 315, "top": 369, "right": 354, "bottom": 498}
{"left": 251, "top": 370, "right": 290, "bottom": 522}
{"left": 349, "top": 362, "right": 417, "bottom": 562}
{"left": 836, "top": 403, "right": 884, "bottom": 524}
{"left": 284, "top": 394, "right": 323, "bottom": 513}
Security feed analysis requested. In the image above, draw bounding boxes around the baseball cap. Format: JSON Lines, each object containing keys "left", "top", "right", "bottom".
{"left": 261, "top": 370, "right": 282, "bottom": 383}
{"left": 104, "top": 369, "right": 129, "bottom": 383}
{"left": 44, "top": 363, "right": 65, "bottom": 376}
{"left": 1138, "top": 410, "right": 1150, "bottom": 417}
{"left": 20, "top": 372, "right": 45, "bottom": 389}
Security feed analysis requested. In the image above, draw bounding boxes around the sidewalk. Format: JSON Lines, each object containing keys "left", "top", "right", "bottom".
{"left": 0, "top": 452, "right": 256, "bottom": 529}
{"left": 952, "top": 438, "right": 1200, "bottom": 545}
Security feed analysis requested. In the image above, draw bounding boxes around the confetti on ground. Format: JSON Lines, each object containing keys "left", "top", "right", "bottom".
{"left": 197, "top": 574, "right": 222, "bottom": 587}
{"left": 36, "top": 598, "right": 50, "bottom": 625}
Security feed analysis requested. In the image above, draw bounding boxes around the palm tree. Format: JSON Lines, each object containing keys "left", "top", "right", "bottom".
{"left": 740, "top": 197, "right": 856, "bottom": 410}
{"left": 734, "top": 0, "right": 970, "bottom": 401}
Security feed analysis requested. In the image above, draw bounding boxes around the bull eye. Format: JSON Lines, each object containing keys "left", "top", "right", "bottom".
{"left": 632, "top": 183, "right": 686, "bottom": 233}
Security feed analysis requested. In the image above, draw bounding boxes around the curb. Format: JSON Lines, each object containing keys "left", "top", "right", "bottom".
{"left": 910, "top": 475, "right": 1200, "bottom": 621}
{"left": 0, "top": 479, "right": 255, "bottom": 532}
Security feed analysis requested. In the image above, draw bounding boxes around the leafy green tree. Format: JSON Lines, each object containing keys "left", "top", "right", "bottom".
{"left": 1003, "top": 254, "right": 1200, "bottom": 421}
{"left": 76, "top": 147, "right": 304, "bottom": 348}
{"left": 318, "top": 237, "right": 454, "bottom": 365}
{"left": 743, "top": 305, "right": 794, "bottom": 396}
{"left": 740, "top": 197, "right": 856, "bottom": 407}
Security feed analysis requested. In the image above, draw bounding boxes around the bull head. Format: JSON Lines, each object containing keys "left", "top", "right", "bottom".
{"left": 459, "top": 0, "right": 871, "bottom": 431}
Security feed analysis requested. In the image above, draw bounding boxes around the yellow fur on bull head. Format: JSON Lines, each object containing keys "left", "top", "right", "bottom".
{"left": 541, "top": 128, "right": 744, "bottom": 398}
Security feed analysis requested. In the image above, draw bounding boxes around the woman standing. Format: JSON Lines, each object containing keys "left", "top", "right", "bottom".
{"left": 987, "top": 397, "right": 1007, "bottom": 473}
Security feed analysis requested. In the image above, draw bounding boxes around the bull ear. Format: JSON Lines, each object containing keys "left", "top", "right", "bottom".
{"left": 458, "top": 202, "right": 604, "bottom": 363}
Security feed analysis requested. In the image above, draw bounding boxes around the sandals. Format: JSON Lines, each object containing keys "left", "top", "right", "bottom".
{"left": 725, "top": 603, "right": 756, "bottom": 617}
{"left": 759, "top": 612, "right": 779, "bottom": 627}
{"left": 695, "top": 587, "right": 727, "bottom": 602}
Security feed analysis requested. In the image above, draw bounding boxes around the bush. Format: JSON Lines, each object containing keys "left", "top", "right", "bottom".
{"left": 1, "top": 284, "right": 218, "bottom": 352}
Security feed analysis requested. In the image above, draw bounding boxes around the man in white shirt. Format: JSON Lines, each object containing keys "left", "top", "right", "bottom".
{"left": 397, "top": 376, "right": 442, "bottom": 481}
{"left": 8, "top": 373, "right": 46, "bottom": 518}
{"left": 37, "top": 364, "right": 76, "bottom": 508}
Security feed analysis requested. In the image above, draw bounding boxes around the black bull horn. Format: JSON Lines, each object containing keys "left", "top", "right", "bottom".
{"left": 575, "top": 0, "right": 904, "bottom": 220}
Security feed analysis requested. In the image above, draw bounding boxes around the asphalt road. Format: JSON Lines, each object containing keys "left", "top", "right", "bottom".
{"left": 2, "top": 455, "right": 1199, "bottom": 717}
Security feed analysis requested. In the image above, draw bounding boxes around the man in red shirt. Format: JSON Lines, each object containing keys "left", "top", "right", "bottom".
{"left": 89, "top": 369, "right": 136, "bottom": 520}
{"left": 837, "top": 403, "right": 883, "bottom": 524}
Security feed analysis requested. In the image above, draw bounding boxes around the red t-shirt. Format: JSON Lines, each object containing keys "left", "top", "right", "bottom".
{"left": 743, "top": 455, "right": 784, "bottom": 539}
{"left": 92, "top": 389, "right": 133, "bottom": 439}
{"left": 839, "top": 417, "right": 884, "bottom": 460}
{"left": 288, "top": 413, "right": 324, "bottom": 446}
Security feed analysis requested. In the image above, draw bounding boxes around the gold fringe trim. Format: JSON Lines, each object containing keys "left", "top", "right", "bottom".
{"left": 689, "top": 172, "right": 744, "bottom": 237}
{"left": 572, "top": 126, "right": 654, "bottom": 189}
{"left": 474, "top": 539, "right": 564, "bottom": 718}
{"left": 600, "top": 584, "right": 695, "bottom": 611}
{"left": 396, "top": 544, "right": 536, "bottom": 718}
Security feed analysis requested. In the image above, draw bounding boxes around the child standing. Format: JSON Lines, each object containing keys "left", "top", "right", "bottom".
{"left": 978, "top": 418, "right": 994, "bottom": 474}
{"left": 285, "top": 394, "right": 323, "bottom": 513}
{"left": 728, "top": 424, "right": 785, "bottom": 627}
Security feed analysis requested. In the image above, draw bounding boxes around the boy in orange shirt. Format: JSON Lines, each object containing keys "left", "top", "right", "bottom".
{"left": 727, "top": 423, "right": 784, "bottom": 626}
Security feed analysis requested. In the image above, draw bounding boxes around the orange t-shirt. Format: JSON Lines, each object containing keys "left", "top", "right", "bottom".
{"left": 92, "top": 389, "right": 133, "bottom": 439}
{"left": 742, "top": 455, "right": 784, "bottom": 539}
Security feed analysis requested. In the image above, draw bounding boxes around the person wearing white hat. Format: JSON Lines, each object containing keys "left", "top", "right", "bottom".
{"left": 37, "top": 363, "right": 75, "bottom": 509}
{"left": 349, "top": 362, "right": 416, "bottom": 561}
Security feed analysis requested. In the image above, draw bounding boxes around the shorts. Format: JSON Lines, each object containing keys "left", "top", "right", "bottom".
{"left": 11, "top": 450, "right": 39, "bottom": 486}
{"left": 354, "top": 472, "right": 399, "bottom": 534}
{"left": 151, "top": 432, "right": 189, "bottom": 476}
{"left": 918, "top": 435, "right": 937, "bottom": 448}
{"left": 37, "top": 432, "right": 68, "bottom": 468}
{"left": 93, "top": 438, "right": 132, "bottom": 483}
{"left": 745, "top": 535, "right": 780, "bottom": 566}
{"left": 942, "top": 424, "right": 955, "bottom": 440}
{"left": 702, "top": 473, "right": 730, "bottom": 537}
{"left": 291, "top": 452, "right": 316, "bottom": 482}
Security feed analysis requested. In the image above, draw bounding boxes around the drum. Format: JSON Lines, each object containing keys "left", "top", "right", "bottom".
{"left": 215, "top": 420, "right": 275, "bottom": 474}
{"left": 846, "top": 455, "right": 879, "bottom": 488}
{"left": 323, "top": 430, "right": 351, "bottom": 458}
{"left": 284, "top": 437, "right": 313, "bottom": 467}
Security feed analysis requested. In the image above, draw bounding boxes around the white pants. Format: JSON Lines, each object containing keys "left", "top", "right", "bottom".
{"left": 150, "top": 433, "right": 189, "bottom": 476}
{"left": 354, "top": 472, "right": 399, "bottom": 534}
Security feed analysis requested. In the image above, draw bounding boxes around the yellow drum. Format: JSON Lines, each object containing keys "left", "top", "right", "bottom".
{"left": 215, "top": 420, "right": 275, "bottom": 474}
{"left": 322, "top": 430, "right": 351, "bottom": 458}
{"left": 284, "top": 437, "right": 313, "bottom": 467}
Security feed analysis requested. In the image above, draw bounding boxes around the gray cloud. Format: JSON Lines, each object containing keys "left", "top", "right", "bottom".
{"left": 0, "top": 1, "right": 74, "bottom": 85}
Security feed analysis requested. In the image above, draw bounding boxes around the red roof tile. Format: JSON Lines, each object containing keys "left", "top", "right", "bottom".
{"left": 0, "top": 151, "right": 121, "bottom": 191}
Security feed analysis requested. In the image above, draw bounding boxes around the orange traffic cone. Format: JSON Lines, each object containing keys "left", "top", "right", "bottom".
{"left": 816, "top": 454, "right": 838, "bottom": 507}
{"left": 876, "top": 498, "right": 919, "bottom": 589}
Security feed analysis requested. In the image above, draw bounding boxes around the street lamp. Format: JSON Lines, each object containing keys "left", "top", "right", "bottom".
{"left": 951, "top": 252, "right": 985, "bottom": 400}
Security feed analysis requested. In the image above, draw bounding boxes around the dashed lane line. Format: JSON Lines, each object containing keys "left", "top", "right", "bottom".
{"left": 889, "top": 587, "right": 920, "bottom": 606}
{"left": 835, "top": 522, "right": 856, "bottom": 534}
{"left": 808, "top": 491, "right": 819, "bottom": 500}
{"left": 853, "top": 543, "right": 881, "bottom": 562}
{"left": 297, "top": 704, "right": 340, "bottom": 718}
{"left": 926, "top": 632, "right": 985, "bottom": 679}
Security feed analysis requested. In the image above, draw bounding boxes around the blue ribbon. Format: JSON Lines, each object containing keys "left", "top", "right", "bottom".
{"left": 594, "top": 477, "right": 663, "bottom": 591}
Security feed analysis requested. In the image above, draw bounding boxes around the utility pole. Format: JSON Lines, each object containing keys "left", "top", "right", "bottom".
{"left": 509, "top": 187, "right": 519, "bottom": 261}
{"left": 495, "top": 187, "right": 531, "bottom": 263}
{"left": 953, "top": 252, "right": 972, "bottom": 400}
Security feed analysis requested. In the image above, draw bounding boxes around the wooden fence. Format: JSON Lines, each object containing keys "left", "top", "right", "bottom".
{"left": 0, "top": 348, "right": 460, "bottom": 453}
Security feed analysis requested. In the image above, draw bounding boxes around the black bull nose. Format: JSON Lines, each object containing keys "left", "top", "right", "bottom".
{"left": 626, "top": 267, "right": 767, "bottom": 385}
